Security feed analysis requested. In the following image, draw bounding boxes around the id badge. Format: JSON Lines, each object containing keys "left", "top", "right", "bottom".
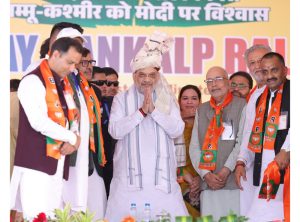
{"left": 222, "top": 121, "right": 235, "bottom": 140}
{"left": 278, "top": 112, "right": 288, "bottom": 130}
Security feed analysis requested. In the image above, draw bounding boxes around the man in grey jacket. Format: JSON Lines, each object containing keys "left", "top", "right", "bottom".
{"left": 190, "top": 66, "right": 246, "bottom": 220}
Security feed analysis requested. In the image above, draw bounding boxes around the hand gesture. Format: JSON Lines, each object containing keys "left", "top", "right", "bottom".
{"left": 216, "top": 167, "right": 231, "bottom": 183}
{"left": 234, "top": 162, "right": 247, "bottom": 190}
{"left": 204, "top": 172, "right": 225, "bottom": 190}
{"left": 274, "top": 150, "right": 290, "bottom": 170}
{"left": 60, "top": 142, "right": 76, "bottom": 155}
{"left": 60, "top": 135, "right": 81, "bottom": 155}
{"left": 141, "top": 87, "right": 155, "bottom": 114}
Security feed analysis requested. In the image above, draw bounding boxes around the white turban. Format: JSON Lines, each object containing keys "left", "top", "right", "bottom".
{"left": 131, "top": 31, "right": 178, "bottom": 114}
{"left": 130, "top": 31, "right": 174, "bottom": 73}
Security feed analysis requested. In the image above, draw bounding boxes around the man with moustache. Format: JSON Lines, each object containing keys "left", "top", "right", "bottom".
{"left": 236, "top": 52, "right": 289, "bottom": 221}
{"left": 190, "top": 66, "right": 246, "bottom": 220}
{"left": 105, "top": 32, "right": 188, "bottom": 222}
{"left": 229, "top": 71, "right": 253, "bottom": 99}
{"left": 234, "top": 45, "right": 272, "bottom": 216}
{"left": 76, "top": 47, "right": 96, "bottom": 81}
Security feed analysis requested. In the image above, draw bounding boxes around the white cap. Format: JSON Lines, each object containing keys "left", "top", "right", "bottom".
{"left": 56, "top": 27, "right": 87, "bottom": 43}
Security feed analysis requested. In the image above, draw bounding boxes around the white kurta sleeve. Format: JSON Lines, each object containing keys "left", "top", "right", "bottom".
{"left": 224, "top": 106, "right": 246, "bottom": 171}
{"left": 237, "top": 105, "right": 255, "bottom": 168}
{"left": 150, "top": 101, "right": 184, "bottom": 138}
{"left": 18, "top": 74, "right": 77, "bottom": 145}
{"left": 189, "top": 112, "right": 210, "bottom": 179}
{"left": 280, "top": 129, "right": 290, "bottom": 152}
{"left": 108, "top": 93, "right": 144, "bottom": 140}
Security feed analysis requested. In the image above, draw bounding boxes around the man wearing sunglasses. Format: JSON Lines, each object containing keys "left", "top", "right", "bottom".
{"left": 101, "top": 67, "right": 120, "bottom": 97}
{"left": 229, "top": 71, "right": 253, "bottom": 99}
{"left": 90, "top": 66, "right": 108, "bottom": 97}
{"left": 90, "top": 66, "right": 117, "bottom": 197}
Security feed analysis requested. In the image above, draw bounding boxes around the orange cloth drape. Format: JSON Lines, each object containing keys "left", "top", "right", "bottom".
{"left": 284, "top": 165, "right": 290, "bottom": 222}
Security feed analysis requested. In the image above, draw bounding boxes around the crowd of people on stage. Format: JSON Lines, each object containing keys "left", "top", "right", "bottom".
{"left": 10, "top": 22, "right": 290, "bottom": 222}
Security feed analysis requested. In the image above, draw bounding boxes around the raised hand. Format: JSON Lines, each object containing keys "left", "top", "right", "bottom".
{"left": 148, "top": 90, "right": 155, "bottom": 113}
{"left": 141, "top": 88, "right": 150, "bottom": 114}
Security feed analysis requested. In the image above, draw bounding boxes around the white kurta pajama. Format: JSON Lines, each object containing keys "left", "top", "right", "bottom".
{"left": 62, "top": 86, "right": 90, "bottom": 212}
{"left": 10, "top": 75, "right": 77, "bottom": 220}
{"left": 238, "top": 86, "right": 265, "bottom": 216}
{"left": 238, "top": 89, "right": 289, "bottom": 222}
{"left": 63, "top": 73, "right": 107, "bottom": 220}
{"left": 105, "top": 86, "right": 188, "bottom": 222}
{"left": 87, "top": 168, "right": 107, "bottom": 220}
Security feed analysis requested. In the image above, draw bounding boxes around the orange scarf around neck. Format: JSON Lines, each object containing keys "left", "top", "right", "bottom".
{"left": 77, "top": 72, "right": 106, "bottom": 166}
{"left": 199, "top": 92, "right": 233, "bottom": 171}
{"left": 40, "top": 59, "right": 76, "bottom": 159}
{"left": 248, "top": 84, "right": 283, "bottom": 153}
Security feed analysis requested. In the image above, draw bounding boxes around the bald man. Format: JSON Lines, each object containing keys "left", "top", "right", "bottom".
{"left": 189, "top": 66, "right": 246, "bottom": 220}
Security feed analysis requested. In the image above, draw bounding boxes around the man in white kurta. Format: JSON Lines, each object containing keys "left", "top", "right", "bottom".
{"left": 236, "top": 85, "right": 265, "bottom": 215}
{"left": 70, "top": 59, "right": 107, "bottom": 220}
{"left": 62, "top": 71, "right": 90, "bottom": 212}
{"left": 234, "top": 44, "right": 271, "bottom": 216}
{"left": 235, "top": 52, "right": 290, "bottom": 221}
{"left": 105, "top": 32, "right": 188, "bottom": 222}
{"left": 10, "top": 38, "right": 82, "bottom": 220}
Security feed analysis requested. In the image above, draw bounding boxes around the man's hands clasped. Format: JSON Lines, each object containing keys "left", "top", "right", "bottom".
{"left": 141, "top": 87, "right": 155, "bottom": 114}
{"left": 60, "top": 134, "right": 81, "bottom": 155}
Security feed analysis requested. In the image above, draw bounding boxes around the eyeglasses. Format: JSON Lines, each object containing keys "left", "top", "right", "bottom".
{"left": 136, "top": 72, "right": 157, "bottom": 79}
{"left": 90, "top": 80, "right": 107, "bottom": 86}
{"left": 80, "top": 60, "right": 96, "bottom": 67}
{"left": 204, "top": 77, "right": 227, "bottom": 85}
{"left": 230, "top": 82, "right": 249, "bottom": 90}
{"left": 107, "top": 81, "right": 119, "bottom": 87}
